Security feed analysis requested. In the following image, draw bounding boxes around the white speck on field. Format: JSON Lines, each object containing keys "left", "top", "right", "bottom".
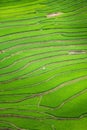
{"left": 42, "top": 66, "right": 46, "bottom": 70}
{"left": 47, "top": 12, "right": 63, "bottom": 18}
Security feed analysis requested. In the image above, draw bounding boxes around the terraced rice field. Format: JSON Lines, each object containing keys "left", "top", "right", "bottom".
{"left": 0, "top": 0, "right": 87, "bottom": 129}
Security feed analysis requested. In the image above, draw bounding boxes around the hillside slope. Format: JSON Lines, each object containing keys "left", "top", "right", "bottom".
{"left": 0, "top": 0, "right": 87, "bottom": 129}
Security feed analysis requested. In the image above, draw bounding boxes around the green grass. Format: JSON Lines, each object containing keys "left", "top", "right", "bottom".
{"left": 0, "top": 0, "right": 87, "bottom": 129}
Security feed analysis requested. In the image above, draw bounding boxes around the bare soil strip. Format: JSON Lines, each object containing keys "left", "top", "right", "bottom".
{"left": 47, "top": 12, "right": 63, "bottom": 18}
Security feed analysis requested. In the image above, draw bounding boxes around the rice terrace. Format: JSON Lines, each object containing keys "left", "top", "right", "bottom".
{"left": 0, "top": 0, "right": 87, "bottom": 130}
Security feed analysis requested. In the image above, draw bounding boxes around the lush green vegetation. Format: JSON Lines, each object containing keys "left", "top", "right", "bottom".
{"left": 0, "top": 0, "right": 87, "bottom": 129}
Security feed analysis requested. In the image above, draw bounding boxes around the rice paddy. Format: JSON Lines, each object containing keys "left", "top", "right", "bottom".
{"left": 0, "top": 0, "right": 87, "bottom": 129}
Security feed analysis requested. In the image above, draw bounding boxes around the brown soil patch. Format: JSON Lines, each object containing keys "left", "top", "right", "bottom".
{"left": 47, "top": 12, "right": 63, "bottom": 18}
{"left": 69, "top": 50, "right": 86, "bottom": 55}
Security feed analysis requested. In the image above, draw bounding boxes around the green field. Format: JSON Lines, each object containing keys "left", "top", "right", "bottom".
{"left": 0, "top": 0, "right": 87, "bottom": 129}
